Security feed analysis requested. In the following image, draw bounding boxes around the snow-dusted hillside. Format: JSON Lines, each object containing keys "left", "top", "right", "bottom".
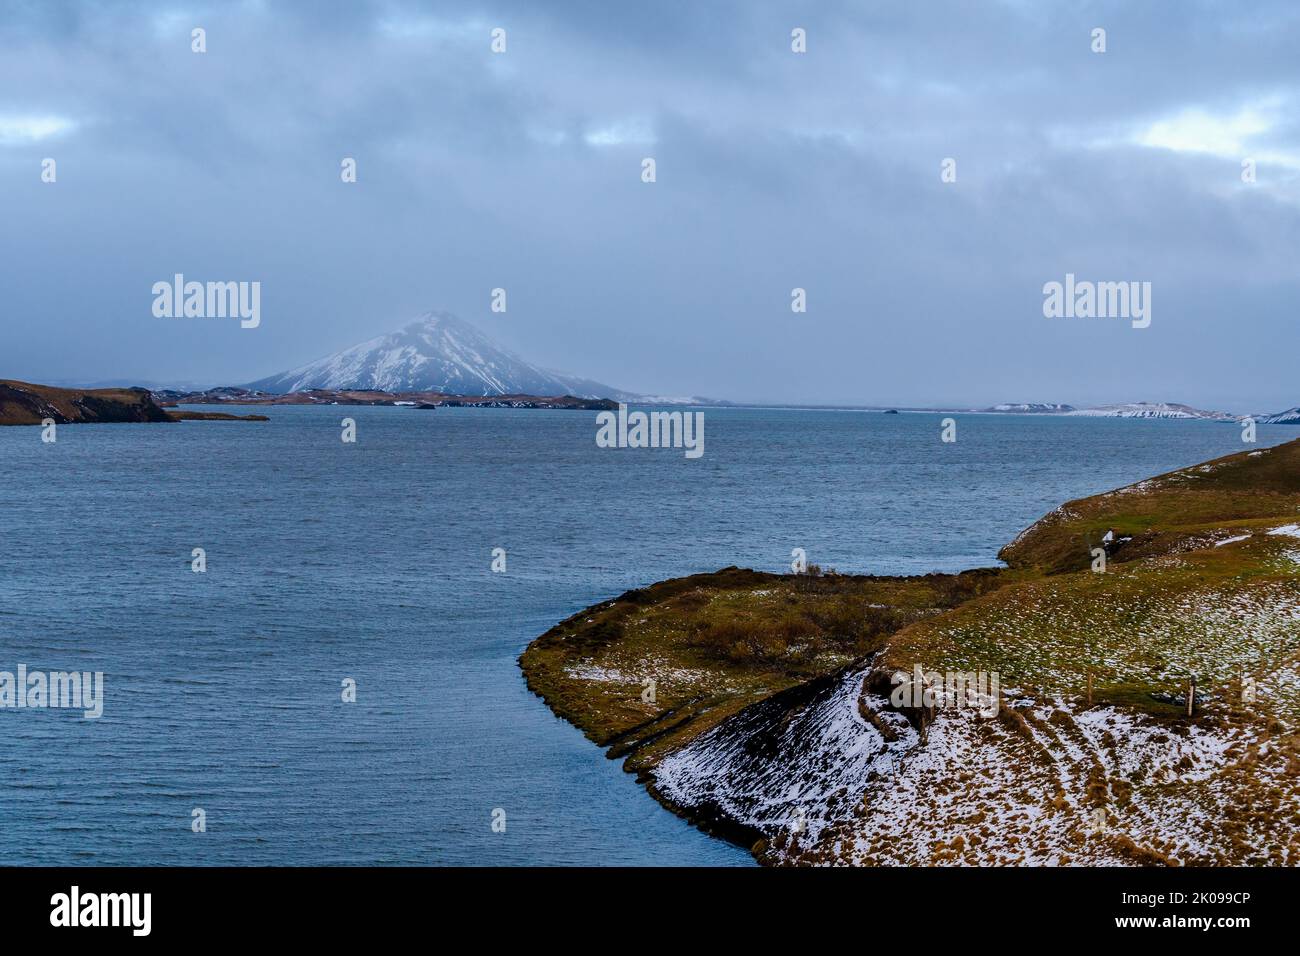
{"left": 984, "top": 403, "right": 1074, "bottom": 413}
{"left": 247, "top": 311, "right": 634, "bottom": 399}
{"left": 654, "top": 663, "right": 1292, "bottom": 866}
{"left": 1066, "top": 401, "right": 1232, "bottom": 420}
{"left": 1260, "top": 407, "right": 1300, "bottom": 424}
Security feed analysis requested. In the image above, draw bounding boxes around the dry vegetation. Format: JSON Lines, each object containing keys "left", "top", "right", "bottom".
{"left": 520, "top": 566, "right": 1007, "bottom": 772}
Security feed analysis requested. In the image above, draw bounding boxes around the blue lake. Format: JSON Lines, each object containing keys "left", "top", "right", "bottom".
{"left": 0, "top": 406, "right": 1291, "bottom": 864}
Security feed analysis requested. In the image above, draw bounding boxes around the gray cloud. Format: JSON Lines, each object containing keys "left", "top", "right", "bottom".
{"left": 2, "top": 0, "right": 1298, "bottom": 410}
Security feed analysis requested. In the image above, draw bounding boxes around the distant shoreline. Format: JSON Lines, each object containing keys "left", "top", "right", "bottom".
{"left": 12, "top": 378, "right": 1299, "bottom": 423}
{"left": 156, "top": 387, "right": 617, "bottom": 412}
{"left": 0, "top": 380, "right": 267, "bottom": 427}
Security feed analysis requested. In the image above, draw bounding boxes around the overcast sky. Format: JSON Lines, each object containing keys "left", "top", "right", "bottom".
{"left": 2, "top": 0, "right": 1298, "bottom": 410}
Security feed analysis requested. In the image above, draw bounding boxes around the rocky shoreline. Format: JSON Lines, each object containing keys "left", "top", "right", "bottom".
{"left": 0, "top": 380, "right": 267, "bottom": 426}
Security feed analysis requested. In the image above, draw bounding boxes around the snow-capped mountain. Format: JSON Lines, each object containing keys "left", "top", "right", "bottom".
{"left": 1066, "top": 402, "right": 1233, "bottom": 420}
{"left": 1259, "top": 407, "right": 1300, "bottom": 424}
{"left": 247, "top": 311, "right": 634, "bottom": 398}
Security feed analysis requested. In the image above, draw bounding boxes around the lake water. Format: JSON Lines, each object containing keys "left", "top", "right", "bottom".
{"left": 0, "top": 406, "right": 1292, "bottom": 865}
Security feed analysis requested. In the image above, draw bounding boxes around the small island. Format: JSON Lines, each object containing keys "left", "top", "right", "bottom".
{"left": 521, "top": 438, "right": 1300, "bottom": 865}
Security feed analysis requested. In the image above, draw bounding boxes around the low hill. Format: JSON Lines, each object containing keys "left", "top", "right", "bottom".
{"left": 1261, "top": 407, "right": 1300, "bottom": 425}
{"left": 0, "top": 380, "right": 266, "bottom": 426}
{"left": 999, "top": 439, "right": 1300, "bottom": 574}
{"left": 1066, "top": 401, "right": 1234, "bottom": 420}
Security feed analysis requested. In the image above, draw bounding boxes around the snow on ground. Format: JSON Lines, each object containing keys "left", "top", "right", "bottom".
{"left": 655, "top": 668, "right": 909, "bottom": 844}
{"left": 653, "top": 661, "right": 1296, "bottom": 865}
{"left": 566, "top": 660, "right": 717, "bottom": 689}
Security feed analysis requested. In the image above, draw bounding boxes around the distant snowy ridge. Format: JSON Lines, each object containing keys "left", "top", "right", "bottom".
{"left": 1066, "top": 402, "right": 1233, "bottom": 420}
{"left": 1259, "top": 407, "right": 1300, "bottom": 425}
{"left": 247, "top": 310, "right": 637, "bottom": 399}
{"left": 984, "top": 402, "right": 1075, "bottom": 413}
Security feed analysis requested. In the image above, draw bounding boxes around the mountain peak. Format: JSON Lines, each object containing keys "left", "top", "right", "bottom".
{"left": 396, "top": 309, "right": 476, "bottom": 335}
{"left": 246, "top": 311, "right": 631, "bottom": 399}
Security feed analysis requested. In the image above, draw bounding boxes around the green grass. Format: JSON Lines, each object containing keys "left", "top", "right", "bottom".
{"left": 885, "top": 533, "right": 1300, "bottom": 722}
{"left": 1000, "top": 439, "right": 1300, "bottom": 574}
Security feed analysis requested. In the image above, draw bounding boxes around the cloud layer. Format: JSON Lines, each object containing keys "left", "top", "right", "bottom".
{"left": 2, "top": 0, "right": 1298, "bottom": 409}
